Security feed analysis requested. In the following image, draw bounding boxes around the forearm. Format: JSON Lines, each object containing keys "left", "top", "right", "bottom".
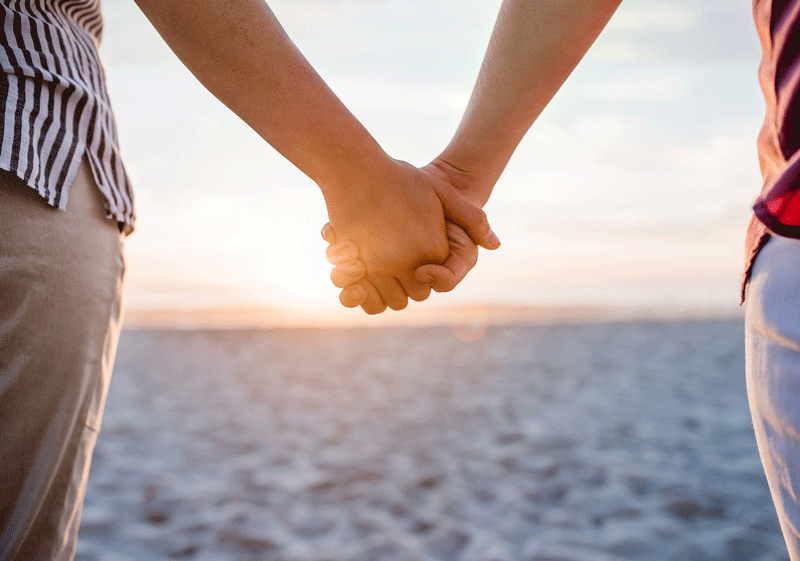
{"left": 133, "top": 0, "right": 386, "bottom": 198}
{"left": 438, "top": 0, "right": 622, "bottom": 205}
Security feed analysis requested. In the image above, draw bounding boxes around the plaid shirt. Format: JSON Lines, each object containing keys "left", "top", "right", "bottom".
{"left": 744, "top": 0, "right": 800, "bottom": 301}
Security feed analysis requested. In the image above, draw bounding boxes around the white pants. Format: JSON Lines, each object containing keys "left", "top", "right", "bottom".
{"left": 0, "top": 160, "right": 125, "bottom": 561}
{"left": 746, "top": 233, "right": 800, "bottom": 561}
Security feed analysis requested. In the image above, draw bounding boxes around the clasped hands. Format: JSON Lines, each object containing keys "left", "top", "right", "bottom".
{"left": 320, "top": 156, "right": 498, "bottom": 314}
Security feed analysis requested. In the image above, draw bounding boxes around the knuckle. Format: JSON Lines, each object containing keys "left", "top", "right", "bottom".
{"left": 473, "top": 208, "right": 489, "bottom": 232}
{"left": 467, "top": 249, "right": 479, "bottom": 269}
{"left": 439, "top": 282, "right": 456, "bottom": 293}
{"left": 429, "top": 238, "right": 449, "bottom": 263}
{"left": 325, "top": 246, "right": 336, "bottom": 264}
{"left": 339, "top": 292, "right": 359, "bottom": 307}
{"left": 436, "top": 276, "right": 457, "bottom": 293}
{"left": 410, "top": 287, "right": 431, "bottom": 302}
{"left": 330, "top": 269, "right": 349, "bottom": 289}
{"left": 325, "top": 242, "right": 358, "bottom": 264}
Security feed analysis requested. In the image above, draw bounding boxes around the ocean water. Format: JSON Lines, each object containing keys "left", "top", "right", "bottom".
{"left": 76, "top": 320, "right": 789, "bottom": 561}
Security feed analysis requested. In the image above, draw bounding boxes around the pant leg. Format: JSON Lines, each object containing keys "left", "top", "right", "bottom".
{"left": 0, "top": 160, "right": 125, "bottom": 561}
{"left": 746, "top": 233, "right": 800, "bottom": 561}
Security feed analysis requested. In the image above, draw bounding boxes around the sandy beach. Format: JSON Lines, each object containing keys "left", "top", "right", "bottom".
{"left": 75, "top": 319, "right": 787, "bottom": 561}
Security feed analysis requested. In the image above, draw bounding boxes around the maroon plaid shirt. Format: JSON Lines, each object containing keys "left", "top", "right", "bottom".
{"left": 745, "top": 0, "right": 800, "bottom": 301}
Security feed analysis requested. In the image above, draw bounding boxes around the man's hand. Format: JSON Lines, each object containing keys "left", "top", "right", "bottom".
{"left": 321, "top": 223, "right": 424, "bottom": 314}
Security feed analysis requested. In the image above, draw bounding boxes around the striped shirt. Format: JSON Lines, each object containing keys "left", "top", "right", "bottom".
{"left": 1, "top": 0, "right": 134, "bottom": 234}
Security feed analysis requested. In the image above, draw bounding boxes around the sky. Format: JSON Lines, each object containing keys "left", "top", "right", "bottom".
{"left": 98, "top": 0, "right": 765, "bottom": 323}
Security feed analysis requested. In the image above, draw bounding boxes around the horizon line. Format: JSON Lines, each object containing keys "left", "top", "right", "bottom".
{"left": 121, "top": 302, "right": 744, "bottom": 330}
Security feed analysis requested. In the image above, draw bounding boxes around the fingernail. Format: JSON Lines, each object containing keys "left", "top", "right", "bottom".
{"left": 321, "top": 223, "right": 332, "bottom": 241}
{"left": 350, "top": 285, "right": 366, "bottom": 300}
{"left": 487, "top": 230, "right": 501, "bottom": 249}
{"left": 418, "top": 272, "right": 434, "bottom": 283}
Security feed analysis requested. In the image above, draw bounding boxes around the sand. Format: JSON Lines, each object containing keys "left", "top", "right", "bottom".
{"left": 75, "top": 320, "right": 788, "bottom": 561}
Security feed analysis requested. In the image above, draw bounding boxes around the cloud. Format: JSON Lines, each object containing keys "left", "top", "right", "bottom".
{"left": 98, "top": 0, "right": 764, "bottom": 310}
{"left": 581, "top": 72, "right": 693, "bottom": 103}
{"left": 592, "top": 1, "right": 761, "bottom": 64}
{"left": 100, "top": 0, "right": 760, "bottom": 73}
{"left": 99, "top": 0, "right": 177, "bottom": 66}
{"left": 609, "top": 4, "right": 697, "bottom": 32}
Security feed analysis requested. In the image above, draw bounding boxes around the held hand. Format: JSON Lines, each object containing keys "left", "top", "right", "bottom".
{"left": 415, "top": 220, "right": 479, "bottom": 293}
{"left": 321, "top": 159, "right": 448, "bottom": 312}
{"left": 321, "top": 158, "right": 497, "bottom": 312}
{"left": 321, "top": 157, "right": 498, "bottom": 314}
{"left": 321, "top": 224, "right": 424, "bottom": 313}
{"left": 407, "top": 157, "right": 496, "bottom": 292}
{"left": 322, "top": 219, "right": 480, "bottom": 311}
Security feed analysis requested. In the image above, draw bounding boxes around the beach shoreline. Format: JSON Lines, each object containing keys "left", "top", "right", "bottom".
{"left": 77, "top": 319, "right": 782, "bottom": 561}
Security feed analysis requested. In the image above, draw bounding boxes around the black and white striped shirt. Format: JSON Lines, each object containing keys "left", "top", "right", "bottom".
{"left": 1, "top": 0, "right": 134, "bottom": 233}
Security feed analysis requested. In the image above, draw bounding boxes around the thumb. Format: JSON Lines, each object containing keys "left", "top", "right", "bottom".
{"left": 433, "top": 181, "right": 500, "bottom": 250}
{"left": 320, "top": 222, "right": 337, "bottom": 244}
{"left": 414, "top": 222, "right": 478, "bottom": 292}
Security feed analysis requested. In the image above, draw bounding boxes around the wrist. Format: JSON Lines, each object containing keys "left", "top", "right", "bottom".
{"left": 314, "top": 137, "right": 390, "bottom": 204}
{"left": 427, "top": 153, "right": 497, "bottom": 207}
{"left": 319, "top": 148, "right": 402, "bottom": 237}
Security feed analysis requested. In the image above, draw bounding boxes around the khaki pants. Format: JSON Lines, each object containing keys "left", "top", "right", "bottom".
{"left": 0, "top": 160, "right": 125, "bottom": 560}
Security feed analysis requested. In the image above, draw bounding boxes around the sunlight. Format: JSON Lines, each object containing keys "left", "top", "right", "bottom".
{"left": 102, "top": 0, "right": 763, "bottom": 323}
{"left": 253, "top": 233, "right": 334, "bottom": 310}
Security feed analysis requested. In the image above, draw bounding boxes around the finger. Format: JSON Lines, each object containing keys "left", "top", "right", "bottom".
{"left": 325, "top": 241, "right": 359, "bottom": 264}
{"left": 415, "top": 222, "right": 478, "bottom": 293}
{"left": 415, "top": 264, "right": 459, "bottom": 293}
{"left": 330, "top": 259, "right": 366, "bottom": 288}
{"left": 433, "top": 182, "right": 500, "bottom": 250}
{"left": 398, "top": 276, "right": 432, "bottom": 302}
{"left": 339, "top": 281, "right": 368, "bottom": 308}
{"left": 358, "top": 279, "right": 388, "bottom": 315}
{"left": 321, "top": 223, "right": 336, "bottom": 244}
{"left": 368, "top": 275, "right": 409, "bottom": 311}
